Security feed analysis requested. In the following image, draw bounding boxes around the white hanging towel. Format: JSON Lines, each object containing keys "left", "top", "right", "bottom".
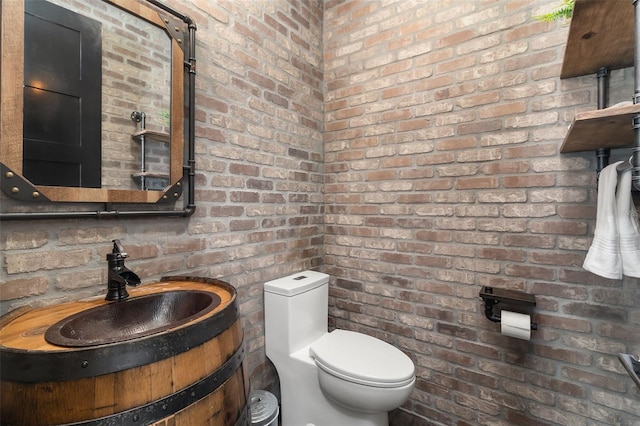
{"left": 616, "top": 167, "right": 640, "bottom": 278}
{"left": 583, "top": 161, "right": 624, "bottom": 280}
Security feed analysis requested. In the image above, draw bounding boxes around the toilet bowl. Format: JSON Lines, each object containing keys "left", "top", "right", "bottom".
{"left": 264, "top": 271, "right": 415, "bottom": 426}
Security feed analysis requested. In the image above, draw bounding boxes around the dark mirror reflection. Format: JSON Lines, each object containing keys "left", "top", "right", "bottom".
{"left": 23, "top": 0, "right": 172, "bottom": 191}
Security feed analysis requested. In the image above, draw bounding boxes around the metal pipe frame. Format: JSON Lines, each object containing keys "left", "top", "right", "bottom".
{"left": 632, "top": 0, "right": 640, "bottom": 190}
{"left": 595, "top": 67, "right": 610, "bottom": 173}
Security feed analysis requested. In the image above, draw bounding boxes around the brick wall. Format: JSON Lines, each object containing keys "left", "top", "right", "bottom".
{"left": 323, "top": 0, "right": 639, "bottom": 425}
{"left": 2, "top": 0, "right": 640, "bottom": 424}
{"left": 1, "top": 0, "right": 324, "bottom": 393}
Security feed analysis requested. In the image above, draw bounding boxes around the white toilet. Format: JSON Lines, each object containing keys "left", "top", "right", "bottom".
{"left": 264, "top": 270, "right": 415, "bottom": 426}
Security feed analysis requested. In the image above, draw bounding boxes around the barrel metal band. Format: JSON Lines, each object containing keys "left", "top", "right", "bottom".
{"left": 62, "top": 341, "right": 246, "bottom": 426}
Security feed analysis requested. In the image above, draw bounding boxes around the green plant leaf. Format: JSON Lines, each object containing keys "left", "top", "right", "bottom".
{"left": 535, "top": 0, "right": 574, "bottom": 22}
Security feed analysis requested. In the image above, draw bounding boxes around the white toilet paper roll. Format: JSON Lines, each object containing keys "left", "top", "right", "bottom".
{"left": 501, "top": 310, "right": 531, "bottom": 340}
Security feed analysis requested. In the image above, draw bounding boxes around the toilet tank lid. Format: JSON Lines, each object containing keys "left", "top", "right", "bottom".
{"left": 264, "top": 270, "right": 329, "bottom": 296}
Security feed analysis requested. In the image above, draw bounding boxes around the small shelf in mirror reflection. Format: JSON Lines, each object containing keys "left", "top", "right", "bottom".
{"left": 132, "top": 130, "right": 170, "bottom": 144}
{"left": 131, "top": 172, "right": 170, "bottom": 191}
{"left": 131, "top": 129, "right": 171, "bottom": 190}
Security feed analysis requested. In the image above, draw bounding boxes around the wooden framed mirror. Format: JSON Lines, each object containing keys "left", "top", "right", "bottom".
{"left": 0, "top": 0, "right": 191, "bottom": 206}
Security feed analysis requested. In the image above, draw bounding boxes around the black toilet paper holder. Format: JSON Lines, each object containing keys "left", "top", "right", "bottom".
{"left": 479, "top": 286, "right": 538, "bottom": 330}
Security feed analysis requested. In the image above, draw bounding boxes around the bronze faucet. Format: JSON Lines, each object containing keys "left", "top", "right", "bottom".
{"left": 105, "top": 240, "right": 141, "bottom": 301}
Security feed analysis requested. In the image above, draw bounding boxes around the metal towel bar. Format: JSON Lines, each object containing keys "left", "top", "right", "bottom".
{"left": 616, "top": 155, "right": 635, "bottom": 172}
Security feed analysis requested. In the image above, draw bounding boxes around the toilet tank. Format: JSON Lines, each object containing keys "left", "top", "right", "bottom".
{"left": 264, "top": 270, "right": 329, "bottom": 356}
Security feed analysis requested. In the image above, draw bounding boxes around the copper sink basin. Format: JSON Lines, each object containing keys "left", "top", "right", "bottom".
{"left": 44, "top": 290, "right": 221, "bottom": 347}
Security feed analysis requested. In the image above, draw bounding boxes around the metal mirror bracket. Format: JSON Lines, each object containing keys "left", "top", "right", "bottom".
{"left": 0, "top": 164, "right": 50, "bottom": 203}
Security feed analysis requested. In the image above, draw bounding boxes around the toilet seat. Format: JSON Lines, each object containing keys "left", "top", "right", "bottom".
{"left": 309, "top": 330, "right": 415, "bottom": 388}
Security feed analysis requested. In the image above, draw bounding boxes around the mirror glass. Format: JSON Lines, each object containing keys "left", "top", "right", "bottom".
{"left": 0, "top": 0, "right": 185, "bottom": 204}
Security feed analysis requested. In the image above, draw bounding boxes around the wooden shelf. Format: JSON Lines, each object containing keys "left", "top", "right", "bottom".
{"left": 131, "top": 172, "right": 170, "bottom": 179}
{"left": 131, "top": 129, "right": 170, "bottom": 143}
{"left": 560, "top": 0, "right": 635, "bottom": 79}
{"left": 560, "top": 0, "right": 638, "bottom": 154}
{"left": 561, "top": 104, "right": 640, "bottom": 153}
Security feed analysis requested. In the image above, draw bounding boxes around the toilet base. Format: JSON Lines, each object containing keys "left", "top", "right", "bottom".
{"left": 270, "top": 344, "right": 390, "bottom": 426}
{"left": 305, "top": 407, "right": 388, "bottom": 426}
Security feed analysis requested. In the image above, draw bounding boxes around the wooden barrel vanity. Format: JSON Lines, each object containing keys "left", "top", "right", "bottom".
{"left": 0, "top": 277, "right": 250, "bottom": 426}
